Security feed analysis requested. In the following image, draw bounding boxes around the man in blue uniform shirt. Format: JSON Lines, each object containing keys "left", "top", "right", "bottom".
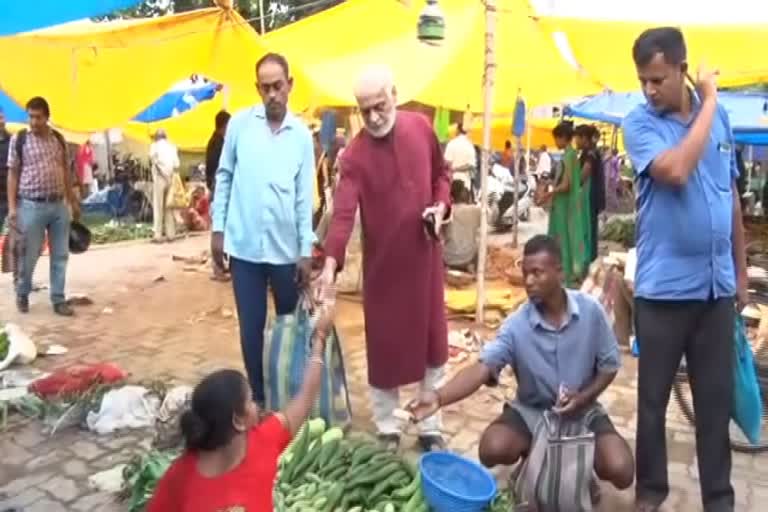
{"left": 622, "top": 27, "right": 748, "bottom": 512}
{"left": 211, "top": 53, "right": 315, "bottom": 406}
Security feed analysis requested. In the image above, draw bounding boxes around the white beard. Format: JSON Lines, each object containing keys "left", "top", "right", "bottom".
{"left": 365, "top": 110, "right": 397, "bottom": 139}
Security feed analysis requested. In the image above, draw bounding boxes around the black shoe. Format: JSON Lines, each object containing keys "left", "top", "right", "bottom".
{"left": 53, "top": 303, "right": 75, "bottom": 317}
{"left": 377, "top": 433, "right": 401, "bottom": 453}
{"left": 16, "top": 296, "right": 29, "bottom": 313}
{"left": 418, "top": 434, "right": 446, "bottom": 453}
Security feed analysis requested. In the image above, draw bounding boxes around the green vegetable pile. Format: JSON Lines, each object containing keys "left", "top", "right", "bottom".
{"left": 600, "top": 216, "right": 635, "bottom": 248}
{"left": 0, "top": 329, "right": 8, "bottom": 361}
{"left": 276, "top": 418, "right": 428, "bottom": 512}
{"left": 120, "top": 449, "right": 179, "bottom": 512}
{"left": 90, "top": 223, "right": 153, "bottom": 245}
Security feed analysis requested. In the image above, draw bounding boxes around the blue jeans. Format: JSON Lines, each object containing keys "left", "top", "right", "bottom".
{"left": 16, "top": 199, "right": 71, "bottom": 304}
{"left": 230, "top": 258, "right": 298, "bottom": 404}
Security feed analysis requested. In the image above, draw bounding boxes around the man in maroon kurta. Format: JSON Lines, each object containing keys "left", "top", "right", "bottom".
{"left": 318, "top": 65, "right": 451, "bottom": 451}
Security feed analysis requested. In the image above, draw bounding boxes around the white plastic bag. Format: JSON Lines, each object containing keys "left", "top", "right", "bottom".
{"left": 85, "top": 386, "right": 160, "bottom": 435}
{"left": 0, "top": 323, "right": 38, "bottom": 370}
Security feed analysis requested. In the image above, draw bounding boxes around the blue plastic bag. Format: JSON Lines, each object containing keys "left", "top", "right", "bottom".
{"left": 732, "top": 314, "right": 763, "bottom": 444}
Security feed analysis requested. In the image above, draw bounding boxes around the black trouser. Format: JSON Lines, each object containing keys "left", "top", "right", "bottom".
{"left": 230, "top": 258, "right": 299, "bottom": 404}
{"left": 635, "top": 298, "right": 735, "bottom": 511}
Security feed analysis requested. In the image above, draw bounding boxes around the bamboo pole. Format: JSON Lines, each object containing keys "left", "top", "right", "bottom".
{"left": 475, "top": 0, "right": 497, "bottom": 325}
{"left": 259, "top": 0, "right": 266, "bottom": 34}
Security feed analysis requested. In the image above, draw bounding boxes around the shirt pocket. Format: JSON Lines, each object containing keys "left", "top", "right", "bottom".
{"left": 707, "top": 137, "right": 733, "bottom": 193}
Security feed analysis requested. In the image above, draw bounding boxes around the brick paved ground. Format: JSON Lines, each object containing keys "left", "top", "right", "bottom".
{"left": 1, "top": 235, "right": 767, "bottom": 511}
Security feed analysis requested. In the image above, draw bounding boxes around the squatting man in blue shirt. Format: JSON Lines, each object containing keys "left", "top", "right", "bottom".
{"left": 408, "top": 235, "right": 635, "bottom": 499}
{"left": 211, "top": 52, "right": 315, "bottom": 406}
{"left": 623, "top": 28, "right": 747, "bottom": 512}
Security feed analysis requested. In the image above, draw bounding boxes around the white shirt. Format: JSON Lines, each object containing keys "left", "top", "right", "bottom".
{"left": 444, "top": 134, "right": 477, "bottom": 170}
{"left": 150, "top": 139, "right": 180, "bottom": 180}
{"left": 535, "top": 151, "right": 552, "bottom": 177}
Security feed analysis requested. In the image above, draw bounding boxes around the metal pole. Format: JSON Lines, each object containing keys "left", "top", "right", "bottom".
{"left": 259, "top": 0, "right": 266, "bottom": 34}
{"left": 475, "top": 0, "right": 496, "bottom": 326}
{"left": 104, "top": 130, "right": 113, "bottom": 181}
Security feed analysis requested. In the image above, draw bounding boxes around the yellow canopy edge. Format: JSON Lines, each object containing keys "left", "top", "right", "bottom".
{"left": 540, "top": 17, "right": 768, "bottom": 91}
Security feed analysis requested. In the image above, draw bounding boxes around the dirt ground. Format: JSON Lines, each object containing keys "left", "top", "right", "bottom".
{"left": 1, "top": 234, "right": 767, "bottom": 511}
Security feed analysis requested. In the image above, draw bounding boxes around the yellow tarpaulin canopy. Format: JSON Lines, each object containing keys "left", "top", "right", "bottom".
{"left": 541, "top": 17, "right": 768, "bottom": 91}
{"left": 265, "top": 0, "right": 602, "bottom": 113}
{"left": 467, "top": 118, "right": 557, "bottom": 151}
{"left": 0, "top": 7, "right": 341, "bottom": 132}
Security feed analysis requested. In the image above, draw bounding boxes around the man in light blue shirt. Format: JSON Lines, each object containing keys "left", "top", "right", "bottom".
{"left": 211, "top": 53, "right": 315, "bottom": 405}
{"left": 407, "top": 235, "right": 634, "bottom": 498}
{"left": 622, "top": 28, "right": 747, "bottom": 512}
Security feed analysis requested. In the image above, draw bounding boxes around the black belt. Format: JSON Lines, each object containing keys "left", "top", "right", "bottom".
{"left": 22, "top": 195, "right": 63, "bottom": 203}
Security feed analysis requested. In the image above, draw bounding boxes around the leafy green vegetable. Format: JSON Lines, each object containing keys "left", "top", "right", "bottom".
{"left": 90, "top": 223, "right": 153, "bottom": 245}
{"left": 121, "top": 450, "right": 179, "bottom": 512}
{"left": 0, "top": 330, "right": 9, "bottom": 360}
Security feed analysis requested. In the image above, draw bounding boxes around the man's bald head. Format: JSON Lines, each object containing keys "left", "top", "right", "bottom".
{"left": 354, "top": 65, "right": 397, "bottom": 138}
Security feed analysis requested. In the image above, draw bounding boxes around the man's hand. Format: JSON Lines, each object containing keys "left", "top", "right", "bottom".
{"left": 694, "top": 64, "right": 719, "bottom": 103}
{"left": 314, "top": 259, "right": 337, "bottom": 305}
{"left": 296, "top": 257, "right": 313, "bottom": 290}
{"left": 211, "top": 231, "right": 225, "bottom": 270}
{"left": 6, "top": 209, "right": 17, "bottom": 228}
{"left": 69, "top": 195, "right": 82, "bottom": 222}
{"left": 422, "top": 202, "right": 447, "bottom": 240}
{"left": 405, "top": 390, "right": 441, "bottom": 422}
{"left": 552, "top": 390, "right": 590, "bottom": 417}
{"left": 737, "top": 272, "right": 749, "bottom": 312}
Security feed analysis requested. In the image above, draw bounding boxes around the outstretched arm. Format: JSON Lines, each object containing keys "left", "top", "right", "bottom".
{"left": 277, "top": 304, "right": 335, "bottom": 435}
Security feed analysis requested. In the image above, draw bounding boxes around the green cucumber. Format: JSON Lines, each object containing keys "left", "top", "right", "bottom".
{"left": 290, "top": 439, "right": 324, "bottom": 482}
{"left": 392, "top": 472, "right": 421, "bottom": 499}
{"left": 348, "top": 461, "right": 402, "bottom": 488}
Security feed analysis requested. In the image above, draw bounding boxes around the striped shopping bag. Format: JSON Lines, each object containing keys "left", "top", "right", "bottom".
{"left": 263, "top": 302, "right": 351, "bottom": 427}
{"left": 513, "top": 410, "right": 596, "bottom": 511}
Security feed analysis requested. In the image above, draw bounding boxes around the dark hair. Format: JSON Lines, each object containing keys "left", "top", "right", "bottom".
{"left": 215, "top": 110, "right": 231, "bottom": 130}
{"left": 256, "top": 52, "right": 290, "bottom": 79}
{"left": 180, "top": 369, "right": 248, "bottom": 451}
{"left": 450, "top": 179, "right": 469, "bottom": 203}
{"left": 26, "top": 96, "right": 50, "bottom": 118}
{"left": 505, "top": 140, "right": 512, "bottom": 149}
{"left": 524, "top": 234, "right": 562, "bottom": 263}
{"left": 457, "top": 122, "right": 466, "bottom": 135}
{"left": 632, "top": 27, "right": 687, "bottom": 68}
{"left": 573, "top": 124, "right": 590, "bottom": 137}
{"left": 552, "top": 120, "right": 574, "bottom": 140}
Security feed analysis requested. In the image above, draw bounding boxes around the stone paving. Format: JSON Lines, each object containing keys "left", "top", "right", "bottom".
{"left": 0, "top": 235, "right": 767, "bottom": 511}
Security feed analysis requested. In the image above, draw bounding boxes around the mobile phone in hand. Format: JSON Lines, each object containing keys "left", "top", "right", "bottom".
{"left": 423, "top": 211, "right": 439, "bottom": 240}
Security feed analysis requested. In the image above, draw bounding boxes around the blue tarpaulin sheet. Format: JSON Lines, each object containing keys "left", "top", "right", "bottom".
{"left": 0, "top": 0, "right": 142, "bottom": 36}
{"left": 565, "top": 91, "right": 768, "bottom": 146}
{"left": 1, "top": 81, "right": 220, "bottom": 125}
{"left": 0, "top": 89, "right": 27, "bottom": 123}
{"left": 133, "top": 82, "right": 220, "bottom": 123}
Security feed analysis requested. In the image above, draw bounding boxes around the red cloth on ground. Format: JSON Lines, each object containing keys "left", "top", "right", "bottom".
{"left": 323, "top": 111, "right": 451, "bottom": 389}
{"left": 29, "top": 363, "right": 127, "bottom": 397}
{"left": 147, "top": 415, "right": 292, "bottom": 512}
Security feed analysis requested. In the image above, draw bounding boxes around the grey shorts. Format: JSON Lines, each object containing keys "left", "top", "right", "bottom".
{"left": 493, "top": 400, "right": 617, "bottom": 444}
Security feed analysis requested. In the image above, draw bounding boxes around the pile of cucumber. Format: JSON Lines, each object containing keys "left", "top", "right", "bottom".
{"left": 275, "top": 418, "right": 428, "bottom": 512}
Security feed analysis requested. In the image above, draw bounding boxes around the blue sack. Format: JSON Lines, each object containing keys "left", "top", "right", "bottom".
{"left": 732, "top": 314, "right": 763, "bottom": 444}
